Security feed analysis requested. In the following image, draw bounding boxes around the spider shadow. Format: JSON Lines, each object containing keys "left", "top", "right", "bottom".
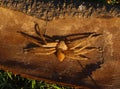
{"left": 23, "top": 31, "right": 101, "bottom": 50}
{"left": 19, "top": 22, "right": 102, "bottom": 50}
{"left": 75, "top": 57, "right": 104, "bottom": 89}
{"left": 18, "top": 28, "right": 103, "bottom": 88}
{"left": 51, "top": 57, "right": 104, "bottom": 89}
{"left": 52, "top": 32, "right": 101, "bottom": 42}
{"left": 23, "top": 43, "right": 39, "bottom": 50}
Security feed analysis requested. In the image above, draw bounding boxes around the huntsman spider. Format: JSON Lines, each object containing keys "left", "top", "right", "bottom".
{"left": 18, "top": 23, "right": 101, "bottom": 62}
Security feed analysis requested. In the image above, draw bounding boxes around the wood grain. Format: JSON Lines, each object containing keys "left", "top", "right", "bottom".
{"left": 0, "top": 7, "right": 120, "bottom": 89}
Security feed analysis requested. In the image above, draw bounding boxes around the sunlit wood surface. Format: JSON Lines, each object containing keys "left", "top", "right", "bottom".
{"left": 0, "top": 7, "right": 120, "bottom": 89}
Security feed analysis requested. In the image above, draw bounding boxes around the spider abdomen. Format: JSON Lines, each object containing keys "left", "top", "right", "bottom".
{"left": 56, "top": 49, "right": 65, "bottom": 62}
{"left": 55, "top": 41, "right": 69, "bottom": 62}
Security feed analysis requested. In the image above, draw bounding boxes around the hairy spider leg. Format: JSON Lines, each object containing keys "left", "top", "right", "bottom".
{"left": 65, "top": 54, "right": 88, "bottom": 60}
{"left": 73, "top": 44, "right": 90, "bottom": 53}
{"left": 18, "top": 31, "right": 58, "bottom": 47}
{"left": 18, "top": 30, "right": 58, "bottom": 56}
{"left": 26, "top": 47, "right": 56, "bottom": 55}
{"left": 73, "top": 34, "right": 100, "bottom": 54}
{"left": 34, "top": 23, "right": 54, "bottom": 43}
{"left": 75, "top": 48, "right": 98, "bottom": 55}
{"left": 34, "top": 23, "right": 47, "bottom": 44}
{"left": 73, "top": 46, "right": 100, "bottom": 60}
{"left": 66, "top": 33, "right": 101, "bottom": 61}
{"left": 69, "top": 33, "right": 96, "bottom": 50}
{"left": 63, "top": 50, "right": 88, "bottom": 61}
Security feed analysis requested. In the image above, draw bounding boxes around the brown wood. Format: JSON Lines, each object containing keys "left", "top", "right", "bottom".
{"left": 0, "top": 7, "right": 120, "bottom": 89}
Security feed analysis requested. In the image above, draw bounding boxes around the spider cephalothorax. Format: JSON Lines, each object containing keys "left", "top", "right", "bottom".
{"left": 18, "top": 23, "right": 101, "bottom": 62}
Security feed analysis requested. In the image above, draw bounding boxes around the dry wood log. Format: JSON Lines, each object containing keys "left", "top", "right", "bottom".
{"left": 0, "top": 7, "right": 120, "bottom": 89}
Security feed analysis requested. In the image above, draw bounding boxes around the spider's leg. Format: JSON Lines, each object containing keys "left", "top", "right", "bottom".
{"left": 70, "top": 33, "right": 99, "bottom": 50}
{"left": 35, "top": 24, "right": 54, "bottom": 42}
{"left": 42, "top": 42, "right": 58, "bottom": 48}
{"left": 18, "top": 31, "right": 43, "bottom": 46}
{"left": 24, "top": 47, "right": 56, "bottom": 55}
{"left": 74, "top": 47, "right": 99, "bottom": 55}
{"left": 73, "top": 44, "right": 90, "bottom": 53}
{"left": 66, "top": 55, "right": 88, "bottom": 60}
{"left": 64, "top": 51, "right": 88, "bottom": 60}
{"left": 34, "top": 23, "right": 47, "bottom": 44}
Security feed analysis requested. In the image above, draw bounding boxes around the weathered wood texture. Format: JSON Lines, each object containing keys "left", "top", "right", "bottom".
{"left": 0, "top": 0, "right": 120, "bottom": 21}
{"left": 0, "top": 7, "right": 120, "bottom": 89}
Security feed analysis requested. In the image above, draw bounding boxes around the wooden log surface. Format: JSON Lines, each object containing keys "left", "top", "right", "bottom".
{"left": 0, "top": 7, "right": 120, "bottom": 89}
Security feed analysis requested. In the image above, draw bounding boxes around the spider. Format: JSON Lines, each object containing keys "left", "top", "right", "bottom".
{"left": 18, "top": 23, "right": 101, "bottom": 62}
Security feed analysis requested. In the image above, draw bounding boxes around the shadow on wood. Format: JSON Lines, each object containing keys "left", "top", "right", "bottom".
{"left": 0, "top": 7, "right": 120, "bottom": 89}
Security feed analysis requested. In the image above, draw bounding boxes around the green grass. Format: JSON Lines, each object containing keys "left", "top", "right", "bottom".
{"left": 0, "top": 70, "right": 72, "bottom": 89}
